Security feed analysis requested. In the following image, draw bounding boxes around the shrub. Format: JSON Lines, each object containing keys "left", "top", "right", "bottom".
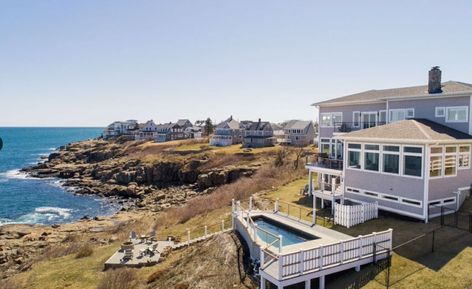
{"left": 147, "top": 269, "right": 166, "bottom": 284}
{"left": 75, "top": 244, "right": 93, "bottom": 259}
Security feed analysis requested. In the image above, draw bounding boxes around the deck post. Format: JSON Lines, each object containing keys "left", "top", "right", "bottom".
{"left": 358, "top": 235, "right": 363, "bottom": 259}
{"left": 249, "top": 196, "right": 253, "bottom": 212}
{"left": 278, "top": 254, "right": 283, "bottom": 279}
{"left": 260, "top": 276, "right": 266, "bottom": 289}
{"left": 319, "top": 246, "right": 324, "bottom": 269}
{"left": 299, "top": 249, "right": 304, "bottom": 274}
{"left": 319, "top": 275, "right": 325, "bottom": 289}
{"left": 279, "top": 235, "right": 283, "bottom": 254}
{"left": 308, "top": 170, "right": 313, "bottom": 196}
{"left": 204, "top": 226, "right": 208, "bottom": 238}
{"left": 260, "top": 249, "right": 265, "bottom": 268}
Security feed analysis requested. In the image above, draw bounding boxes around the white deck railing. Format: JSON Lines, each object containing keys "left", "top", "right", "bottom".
{"left": 334, "top": 201, "right": 378, "bottom": 228}
{"left": 268, "top": 228, "right": 392, "bottom": 279}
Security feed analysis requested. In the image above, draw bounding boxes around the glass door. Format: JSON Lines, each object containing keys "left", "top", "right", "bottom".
{"left": 362, "top": 112, "right": 377, "bottom": 129}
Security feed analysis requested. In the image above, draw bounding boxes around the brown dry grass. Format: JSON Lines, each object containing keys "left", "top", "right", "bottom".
{"left": 97, "top": 268, "right": 143, "bottom": 289}
{"left": 75, "top": 244, "right": 93, "bottom": 259}
{"left": 157, "top": 163, "right": 306, "bottom": 226}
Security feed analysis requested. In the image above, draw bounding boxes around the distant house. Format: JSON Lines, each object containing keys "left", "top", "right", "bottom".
{"left": 103, "top": 120, "right": 138, "bottom": 139}
{"left": 176, "top": 119, "right": 193, "bottom": 130}
{"left": 136, "top": 120, "right": 158, "bottom": 141}
{"left": 242, "top": 119, "right": 276, "bottom": 148}
{"left": 155, "top": 123, "right": 186, "bottom": 142}
{"left": 185, "top": 126, "right": 203, "bottom": 139}
{"left": 271, "top": 123, "right": 285, "bottom": 145}
{"left": 210, "top": 116, "right": 242, "bottom": 147}
{"left": 280, "top": 120, "right": 316, "bottom": 146}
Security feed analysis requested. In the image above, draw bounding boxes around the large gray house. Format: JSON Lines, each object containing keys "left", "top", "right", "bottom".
{"left": 308, "top": 67, "right": 472, "bottom": 222}
{"left": 279, "top": 120, "right": 316, "bottom": 146}
{"left": 243, "top": 119, "right": 276, "bottom": 148}
{"left": 209, "top": 116, "right": 242, "bottom": 146}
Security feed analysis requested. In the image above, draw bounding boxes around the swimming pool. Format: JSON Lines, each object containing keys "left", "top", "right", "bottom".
{"left": 254, "top": 217, "right": 317, "bottom": 246}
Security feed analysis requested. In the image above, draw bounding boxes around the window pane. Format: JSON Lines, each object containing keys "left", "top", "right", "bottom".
{"left": 353, "top": 112, "right": 360, "bottom": 127}
{"left": 404, "top": 155, "right": 422, "bottom": 177}
{"left": 445, "top": 146, "right": 457, "bottom": 153}
{"left": 459, "top": 146, "right": 470, "bottom": 153}
{"left": 379, "top": 111, "right": 387, "bottom": 123}
{"left": 364, "top": 152, "right": 379, "bottom": 171}
{"left": 348, "top": 143, "right": 361, "bottom": 149}
{"left": 321, "top": 114, "right": 332, "bottom": 126}
{"left": 445, "top": 155, "right": 457, "bottom": 176}
{"left": 404, "top": 147, "right": 422, "bottom": 154}
{"left": 430, "top": 156, "right": 442, "bottom": 177}
{"left": 384, "top": 145, "right": 400, "bottom": 152}
{"left": 431, "top": 147, "right": 443, "bottom": 154}
{"left": 459, "top": 153, "right": 470, "bottom": 168}
{"left": 332, "top": 113, "right": 343, "bottom": 125}
{"left": 406, "top": 109, "right": 415, "bottom": 118}
{"left": 348, "top": 151, "right": 361, "bottom": 169}
{"left": 383, "top": 154, "right": 399, "bottom": 174}
{"left": 321, "top": 144, "right": 330, "bottom": 155}
{"left": 365, "top": 144, "right": 379, "bottom": 151}
{"left": 447, "top": 107, "right": 468, "bottom": 122}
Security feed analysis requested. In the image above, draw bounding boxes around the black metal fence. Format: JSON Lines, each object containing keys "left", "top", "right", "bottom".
{"left": 345, "top": 224, "right": 472, "bottom": 289}
{"left": 436, "top": 205, "right": 472, "bottom": 233}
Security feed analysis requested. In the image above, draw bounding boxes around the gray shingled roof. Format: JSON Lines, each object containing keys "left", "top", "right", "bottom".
{"left": 336, "top": 119, "right": 472, "bottom": 144}
{"left": 176, "top": 119, "right": 192, "bottom": 127}
{"left": 283, "top": 120, "right": 313, "bottom": 130}
{"left": 314, "top": 81, "right": 472, "bottom": 106}
{"left": 246, "top": 121, "right": 272, "bottom": 131}
{"left": 216, "top": 116, "right": 240, "bottom": 130}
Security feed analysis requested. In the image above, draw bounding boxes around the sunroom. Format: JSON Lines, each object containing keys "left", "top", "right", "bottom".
{"left": 336, "top": 119, "right": 472, "bottom": 222}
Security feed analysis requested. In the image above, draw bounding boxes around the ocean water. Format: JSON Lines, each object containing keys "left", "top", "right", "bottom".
{"left": 0, "top": 127, "right": 119, "bottom": 226}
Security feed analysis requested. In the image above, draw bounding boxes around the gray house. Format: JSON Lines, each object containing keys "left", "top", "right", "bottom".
{"left": 280, "top": 120, "right": 316, "bottom": 146}
{"left": 155, "top": 122, "right": 186, "bottom": 142}
{"left": 243, "top": 119, "right": 276, "bottom": 148}
{"left": 308, "top": 67, "right": 472, "bottom": 222}
{"left": 209, "top": 116, "right": 242, "bottom": 147}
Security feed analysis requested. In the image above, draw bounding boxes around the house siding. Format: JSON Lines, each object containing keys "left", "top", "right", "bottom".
{"left": 429, "top": 168, "right": 472, "bottom": 201}
{"left": 344, "top": 169, "right": 425, "bottom": 217}
{"left": 318, "top": 103, "right": 386, "bottom": 138}
{"left": 388, "top": 95, "right": 471, "bottom": 134}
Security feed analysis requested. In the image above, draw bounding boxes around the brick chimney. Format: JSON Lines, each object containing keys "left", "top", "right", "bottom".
{"left": 428, "top": 66, "right": 442, "bottom": 94}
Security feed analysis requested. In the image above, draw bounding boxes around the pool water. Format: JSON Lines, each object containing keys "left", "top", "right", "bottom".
{"left": 254, "top": 217, "right": 316, "bottom": 246}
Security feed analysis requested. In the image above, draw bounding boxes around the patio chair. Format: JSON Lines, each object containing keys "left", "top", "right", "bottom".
{"left": 120, "top": 249, "right": 133, "bottom": 263}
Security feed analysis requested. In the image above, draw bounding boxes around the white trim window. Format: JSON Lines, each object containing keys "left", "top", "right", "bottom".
{"left": 382, "top": 145, "right": 400, "bottom": 174}
{"left": 347, "top": 143, "right": 361, "bottom": 169}
{"left": 364, "top": 144, "right": 380, "bottom": 171}
{"left": 353, "top": 111, "right": 360, "bottom": 128}
{"left": 459, "top": 145, "right": 471, "bottom": 169}
{"left": 403, "top": 146, "right": 423, "bottom": 178}
{"left": 379, "top": 110, "right": 387, "bottom": 124}
{"left": 446, "top": 106, "right": 468, "bottom": 123}
{"left": 429, "top": 146, "right": 443, "bottom": 178}
{"left": 389, "top": 108, "right": 414, "bottom": 122}
{"left": 320, "top": 112, "right": 342, "bottom": 127}
{"left": 320, "top": 113, "right": 332, "bottom": 127}
{"left": 444, "top": 146, "right": 457, "bottom": 177}
{"left": 435, "top": 107, "right": 445, "bottom": 117}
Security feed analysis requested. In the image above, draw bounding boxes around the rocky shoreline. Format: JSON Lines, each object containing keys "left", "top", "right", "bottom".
{"left": 1, "top": 138, "right": 265, "bottom": 279}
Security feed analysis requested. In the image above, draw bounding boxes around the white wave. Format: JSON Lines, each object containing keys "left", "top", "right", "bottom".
{"left": 34, "top": 207, "right": 72, "bottom": 219}
{"left": 0, "top": 169, "right": 30, "bottom": 180}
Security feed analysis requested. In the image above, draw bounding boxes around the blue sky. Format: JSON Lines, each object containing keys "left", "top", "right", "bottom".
{"left": 1, "top": 0, "right": 471, "bottom": 126}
